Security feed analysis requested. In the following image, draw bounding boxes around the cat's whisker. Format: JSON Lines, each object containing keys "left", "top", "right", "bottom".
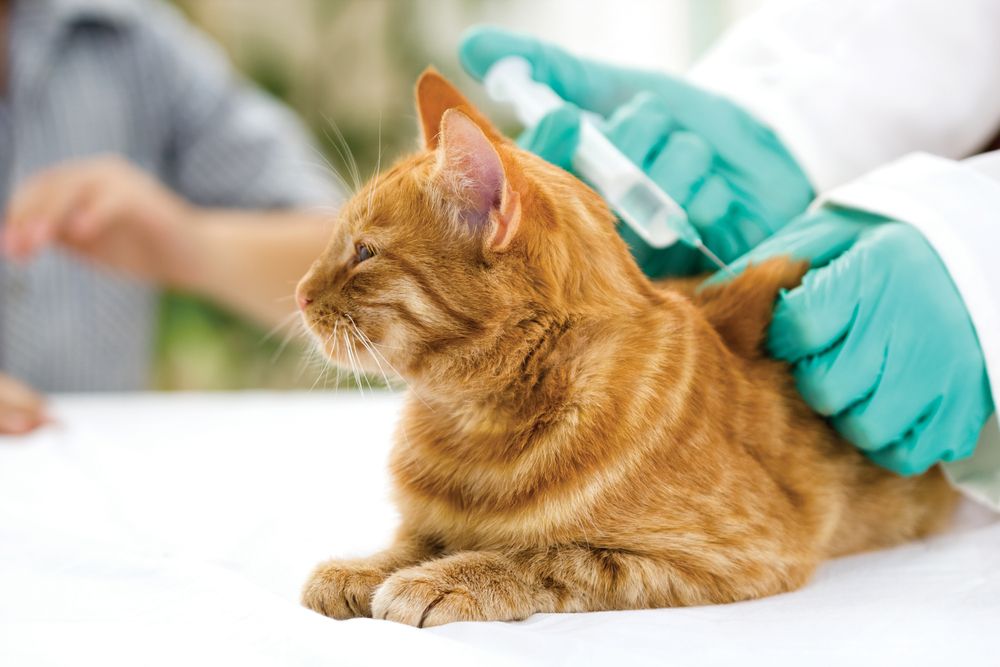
{"left": 345, "top": 314, "right": 434, "bottom": 412}
{"left": 347, "top": 319, "right": 391, "bottom": 391}
{"left": 296, "top": 320, "right": 330, "bottom": 382}
{"left": 349, "top": 330, "right": 376, "bottom": 393}
{"left": 298, "top": 151, "right": 355, "bottom": 198}
{"left": 342, "top": 329, "right": 364, "bottom": 395}
{"left": 320, "top": 112, "right": 363, "bottom": 193}
{"left": 308, "top": 325, "right": 340, "bottom": 393}
{"left": 366, "top": 113, "right": 383, "bottom": 220}
{"left": 330, "top": 320, "right": 343, "bottom": 390}
{"left": 308, "top": 128, "right": 357, "bottom": 195}
{"left": 260, "top": 309, "right": 302, "bottom": 345}
{"left": 323, "top": 322, "right": 340, "bottom": 391}
{"left": 264, "top": 311, "right": 308, "bottom": 366}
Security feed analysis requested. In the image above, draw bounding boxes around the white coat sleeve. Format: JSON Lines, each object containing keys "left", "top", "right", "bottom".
{"left": 687, "top": 0, "right": 1000, "bottom": 192}
{"left": 814, "top": 151, "right": 1000, "bottom": 510}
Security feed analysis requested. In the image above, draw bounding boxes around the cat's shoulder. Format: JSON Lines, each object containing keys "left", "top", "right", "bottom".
{"left": 658, "top": 257, "right": 809, "bottom": 359}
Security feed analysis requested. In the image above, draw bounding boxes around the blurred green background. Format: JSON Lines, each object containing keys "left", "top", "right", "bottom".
{"left": 156, "top": 0, "right": 764, "bottom": 390}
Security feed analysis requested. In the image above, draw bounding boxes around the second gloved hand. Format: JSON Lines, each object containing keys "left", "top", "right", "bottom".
{"left": 724, "top": 207, "right": 993, "bottom": 475}
{"left": 460, "top": 26, "right": 815, "bottom": 276}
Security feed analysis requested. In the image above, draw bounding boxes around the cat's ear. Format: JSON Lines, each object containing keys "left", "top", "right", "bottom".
{"left": 436, "top": 108, "right": 521, "bottom": 251}
{"left": 415, "top": 67, "right": 504, "bottom": 150}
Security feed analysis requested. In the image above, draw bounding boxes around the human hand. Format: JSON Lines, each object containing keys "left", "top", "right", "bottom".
{"left": 2, "top": 155, "right": 197, "bottom": 285}
{"left": 725, "top": 207, "right": 993, "bottom": 475}
{"left": 0, "top": 373, "right": 48, "bottom": 436}
{"left": 459, "top": 26, "right": 814, "bottom": 276}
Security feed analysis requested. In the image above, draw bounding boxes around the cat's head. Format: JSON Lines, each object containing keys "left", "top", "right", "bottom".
{"left": 296, "top": 69, "right": 642, "bottom": 381}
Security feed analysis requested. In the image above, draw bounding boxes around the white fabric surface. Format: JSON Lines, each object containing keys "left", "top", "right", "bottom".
{"left": 1, "top": 392, "right": 997, "bottom": 666}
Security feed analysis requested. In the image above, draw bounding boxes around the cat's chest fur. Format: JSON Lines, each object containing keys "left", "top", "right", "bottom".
{"left": 387, "top": 391, "right": 615, "bottom": 550}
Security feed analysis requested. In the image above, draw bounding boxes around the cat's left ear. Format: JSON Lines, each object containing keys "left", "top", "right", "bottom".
{"left": 415, "top": 67, "right": 505, "bottom": 149}
{"left": 436, "top": 109, "right": 521, "bottom": 252}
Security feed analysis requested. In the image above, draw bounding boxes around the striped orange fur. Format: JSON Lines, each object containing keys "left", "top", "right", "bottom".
{"left": 296, "top": 69, "right": 956, "bottom": 627}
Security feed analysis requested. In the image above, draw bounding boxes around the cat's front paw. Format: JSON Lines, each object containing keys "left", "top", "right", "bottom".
{"left": 301, "top": 559, "right": 388, "bottom": 619}
{"left": 371, "top": 552, "right": 537, "bottom": 627}
{"left": 371, "top": 568, "right": 485, "bottom": 627}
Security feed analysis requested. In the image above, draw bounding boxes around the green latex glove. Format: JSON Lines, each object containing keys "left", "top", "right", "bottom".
{"left": 724, "top": 207, "right": 994, "bottom": 475}
{"left": 460, "top": 26, "right": 815, "bottom": 277}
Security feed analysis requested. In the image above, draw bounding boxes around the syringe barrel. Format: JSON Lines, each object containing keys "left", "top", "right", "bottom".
{"left": 484, "top": 56, "right": 696, "bottom": 249}
{"left": 484, "top": 57, "right": 562, "bottom": 127}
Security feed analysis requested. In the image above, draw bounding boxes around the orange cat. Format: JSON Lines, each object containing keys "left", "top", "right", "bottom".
{"left": 296, "top": 69, "right": 956, "bottom": 627}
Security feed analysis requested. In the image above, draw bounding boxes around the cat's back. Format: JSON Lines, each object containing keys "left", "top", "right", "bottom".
{"left": 662, "top": 259, "right": 957, "bottom": 556}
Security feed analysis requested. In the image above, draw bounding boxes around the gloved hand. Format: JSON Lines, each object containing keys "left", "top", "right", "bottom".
{"left": 724, "top": 207, "right": 994, "bottom": 475}
{"left": 459, "top": 26, "right": 815, "bottom": 276}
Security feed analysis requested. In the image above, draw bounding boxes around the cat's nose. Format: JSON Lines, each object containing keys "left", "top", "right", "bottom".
{"left": 296, "top": 286, "right": 314, "bottom": 311}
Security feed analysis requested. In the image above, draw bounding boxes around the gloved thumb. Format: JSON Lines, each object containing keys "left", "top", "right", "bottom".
{"left": 768, "top": 247, "right": 864, "bottom": 363}
{"left": 459, "top": 25, "right": 644, "bottom": 115}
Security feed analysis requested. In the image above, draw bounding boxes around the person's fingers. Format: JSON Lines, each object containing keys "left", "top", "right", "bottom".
{"left": 0, "top": 374, "right": 47, "bottom": 436}
{"left": 3, "top": 171, "right": 60, "bottom": 257}
{"left": 867, "top": 386, "right": 986, "bottom": 476}
{"left": 685, "top": 175, "right": 730, "bottom": 228}
{"left": 0, "top": 408, "right": 44, "bottom": 435}
{"left": 517, "top": 104, "right": 581, "bottom": 171}
{"left": 5, "top": 168, "right": 94, "bottom": 258}
{"left": 459, "top": 26, "right": 644, "bottom": 114}
{"left": 0, "top": 373, "right": 45, "bottom": 414}
{"left": 642, "top": 131, "right": 712, "bottom": 206}
{"left": 601, "top": 92, "right": 675, "bottom": 168}
{"left": 683, "top": 175, "right": 757, "bottom": 263}
{"left": 62, "top": 189, "right": 121, "bottom": 245}
{"left": 791, "top": 297, "right": 887, "bottom": 417}
{"left": 768, "top": 245, "right": 866, "bottom": 363}
{"left": 706, "top": 207, "right": 873, "bottom": 286}
{"left": 832, "top": 360, "right": 931, "bottom": 455}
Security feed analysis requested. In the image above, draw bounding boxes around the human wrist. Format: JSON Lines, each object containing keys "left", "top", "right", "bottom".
{"left": 161, "top": 205, "right": 214, "bottom": 293}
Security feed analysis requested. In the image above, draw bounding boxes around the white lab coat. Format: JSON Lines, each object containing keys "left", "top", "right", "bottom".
{"left": 688, "top": 0, "right": 1000, "bottom": 509}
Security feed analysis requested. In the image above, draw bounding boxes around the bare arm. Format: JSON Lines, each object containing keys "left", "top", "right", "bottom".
{"left": 180, "top": 209, "right": 334, "bottom": 327}
{"left": 1, "top": 156, "right": 336, "bottom": 329}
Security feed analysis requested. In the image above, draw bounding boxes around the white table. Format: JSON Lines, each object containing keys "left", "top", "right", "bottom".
{"left": 1, "top": 392, "right": 997, "bottom": 666}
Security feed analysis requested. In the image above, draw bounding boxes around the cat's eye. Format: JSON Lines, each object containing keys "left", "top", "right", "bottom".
{"left": 355, "top": 243, "right": 375, "bottom": 264}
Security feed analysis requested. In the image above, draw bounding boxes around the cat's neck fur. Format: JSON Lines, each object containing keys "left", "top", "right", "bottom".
{"left": 406, "top": 271, "right": 692, "bottom": 436}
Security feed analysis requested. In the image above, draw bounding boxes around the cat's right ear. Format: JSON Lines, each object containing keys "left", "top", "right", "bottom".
{"left": 415, "top": 67, "right": 504, "bottom": 150}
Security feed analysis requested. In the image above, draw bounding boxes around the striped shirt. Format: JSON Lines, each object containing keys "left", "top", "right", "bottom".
{"left": 0, "top": 0, "right": 340, "bottom": 391}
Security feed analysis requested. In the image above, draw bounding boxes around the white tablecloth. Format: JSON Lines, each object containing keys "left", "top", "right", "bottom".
{"left": 1, "top": 392, "right": 997, "bottom": 666}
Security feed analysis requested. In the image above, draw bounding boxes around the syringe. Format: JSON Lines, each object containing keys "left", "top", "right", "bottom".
{"left": 483, "top": 57, "right": 731, "bottom": 274}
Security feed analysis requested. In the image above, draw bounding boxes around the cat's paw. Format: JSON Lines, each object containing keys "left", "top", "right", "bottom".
{"left": 371, "top": 567, "right": 487, "bottom": 627}
{"left": 371, "top": 552, "right": 537, "bottom": 627}
{"left": 301, "top": 559, "right": 388, "bottom": 619}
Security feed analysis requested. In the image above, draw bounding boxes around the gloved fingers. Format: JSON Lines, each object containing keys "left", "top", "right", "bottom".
{"left": 832, "top": 372, "right": 931, "bottom": 456}
{"left": 708, "top": 208, "right": 869, "bottom": 287}
{"left": 517, "top": 104, "right": 582, "bottom": 171}
{"left": 791, "top": 302, "right": 888, "bottom": 417}
{"left": 643, "top": 131, "right": 712, "bottom": 206}
{"left": 683, "top": 176, "right": 747, "bottom": 262}
{"left": 768, "top": 244, "right": 867, "bottom": 363}
{"left": 866, "top": 391, "right": 987, "bottom": 476}
{"left": 867, "top": 400, "right": 956, "bottom": 477}
{"left": 460, "top": 25, "right": 796, "bottom": 179}
{"left": 602, "top": 92, "right": 676, "bottom": 169}
{"left": 459, "top": 26, "right": 641, "bottom": 114}
{"left": 866, "top": 402, "right": 944, "bottom": 476}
